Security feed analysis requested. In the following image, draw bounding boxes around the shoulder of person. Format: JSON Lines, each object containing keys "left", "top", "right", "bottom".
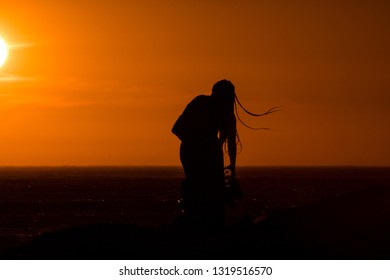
{"left": 185, "top": 95, "right": 211, "bottom": 110}
{"left": 192, "top": 94, "right": 210, "bottom": 103}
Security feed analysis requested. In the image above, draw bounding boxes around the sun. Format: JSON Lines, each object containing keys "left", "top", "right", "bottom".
{"left": 0, "top": 36, "right": 8, "bottom": 68}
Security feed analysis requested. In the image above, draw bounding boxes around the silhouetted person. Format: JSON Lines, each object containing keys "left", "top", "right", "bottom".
{"left": 172, "top": 80, "right": 238, "bottom": 228}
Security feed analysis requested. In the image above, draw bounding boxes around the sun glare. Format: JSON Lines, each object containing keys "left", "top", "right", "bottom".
{"left": 0, "top": 36, "right": 9, "bottom": 68}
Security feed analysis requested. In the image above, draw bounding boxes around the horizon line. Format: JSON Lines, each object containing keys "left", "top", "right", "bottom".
{"left": 0, "top": 165, "right": 389, "bottom": 168}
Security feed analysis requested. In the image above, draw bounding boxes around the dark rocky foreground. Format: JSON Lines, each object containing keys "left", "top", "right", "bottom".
{"left": 4, "top": 186, "right": 390, "bottom": 260}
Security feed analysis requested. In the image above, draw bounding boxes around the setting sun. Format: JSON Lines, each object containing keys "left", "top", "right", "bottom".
{"left": 0, "top": 36, "right": 8, "bottom": 67}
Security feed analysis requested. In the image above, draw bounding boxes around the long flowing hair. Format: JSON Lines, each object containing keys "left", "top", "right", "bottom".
{"left": 233, "top": 94, "right": 280, "bottom": 153}
{"left": 212, "top": 80, "right": 279, "bottom": 154}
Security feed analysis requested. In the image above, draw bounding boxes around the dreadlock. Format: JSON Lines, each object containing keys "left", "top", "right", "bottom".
{"left": 233, "top": 93, "right": 280, "bottom": 154}
{"left": 212, "top": 80, "right": 279, "bottom": 155}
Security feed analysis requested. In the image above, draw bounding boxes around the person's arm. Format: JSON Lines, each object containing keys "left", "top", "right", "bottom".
{"left": 172, "top": 95, "right": 203, "bottom": 142}
{"left": 227, "top": 115, "right": 237, "bottom": 178}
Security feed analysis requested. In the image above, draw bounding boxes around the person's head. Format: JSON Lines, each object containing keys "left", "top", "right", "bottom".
{"left": 211, "top": 80, "right": 235, "bottom": 112}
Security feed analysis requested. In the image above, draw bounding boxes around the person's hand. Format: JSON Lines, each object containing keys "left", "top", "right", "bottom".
{"left": 225, "top": 165, "right": 236, "bottom": 178}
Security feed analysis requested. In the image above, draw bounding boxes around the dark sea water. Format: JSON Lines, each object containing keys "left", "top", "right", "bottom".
{"left": 0, "top": 166, "right": 389, "bottom": 250}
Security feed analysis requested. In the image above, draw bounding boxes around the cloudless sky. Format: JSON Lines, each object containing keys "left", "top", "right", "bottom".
{"left": 0, "top": 0, "right": 389, "bottom": 166}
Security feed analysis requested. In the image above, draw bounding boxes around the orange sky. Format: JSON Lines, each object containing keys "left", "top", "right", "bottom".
{"left": 0, "top": 0, "right": 389, "bottom": 166}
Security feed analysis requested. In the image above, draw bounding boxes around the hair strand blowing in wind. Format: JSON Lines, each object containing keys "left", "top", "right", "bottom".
{"left": 234, "top": 94, "right": 280, "bottom": 130}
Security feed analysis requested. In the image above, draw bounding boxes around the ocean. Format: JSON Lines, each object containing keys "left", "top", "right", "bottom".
{"left": 0, "top": 166, "right": 389, "bottom": 255}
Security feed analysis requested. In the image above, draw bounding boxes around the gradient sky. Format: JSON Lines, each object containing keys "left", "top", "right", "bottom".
{"left": 0, "top": 0, "right": 389, "bottom": 166}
